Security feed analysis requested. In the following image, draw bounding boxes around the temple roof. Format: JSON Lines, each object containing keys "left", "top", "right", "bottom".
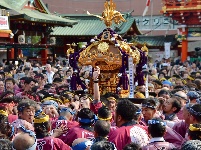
{"left": 0, "top": 0, "right": 77, "bottom": 27}
{"left": 50, "top": 13, "right": 139, "bottom": 36}
{"left": 131, "top": 34, "right": 178, "bottom": 47}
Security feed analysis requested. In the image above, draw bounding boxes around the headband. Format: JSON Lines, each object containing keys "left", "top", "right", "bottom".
{"left": 34, "top": 115, "right": 49, "bottom": 124}
{"left": 42, "top": 100, "right": 59, "bottom": 110}
{"left": 162, "top": 80, "right": 172, "bottom": 86}
{"left": 13, "top": 125, "right": 37, "bottom": 150}
{"left": 97, "top": 114, "right": 112, "bottom": 121}
{"left": 107, "top": 97, "right": 116, "bottom": 101}
{"left": 60, "top": 107, "right": 75, "bottom": 115}
{"left": 34, "top": 109, "right": 42, "bottom": 117}
{"left": 78, "top": 115, "right": 98, "bottom": 124}
{"left": 63, "top": 99, "right": 70, "bottom": 103}
{"left": 189, "top": 124, "right": 201, "bottom": 132}
{"left": 136, "top": 109, "right": 142, "bottom": 115}
{"left": 142, "top": 102, "right": 156, "bottom": 109}
{"left": 0, "top": 103, "right": 8, "bottom": 107}
{"left": 186, "top": 104, "right": 201, "bottom": 117}
{"left": 72, "top": 140, "right": 93, "bottom": 150}
{"left": 174, "top": 93, "right": 187, "bottom": 101}
{"left": 0, "top": 110, "right": 8, "bottom": 116}
{"left": 148, "top": 120, "right": 166, "bottom": 126}
{"left": 42, "top": 97, "right": 63, "bottom": 104}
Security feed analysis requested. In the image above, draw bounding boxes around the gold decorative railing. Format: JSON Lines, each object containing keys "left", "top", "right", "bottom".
{"left": 162, "top": 0, "right": 201, "bottom": 7}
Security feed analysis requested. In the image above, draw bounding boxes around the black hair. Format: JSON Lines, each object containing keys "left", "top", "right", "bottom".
{"left": 0, "top": 114, "right": 8, "bottom": 124}
{"left": 53, "top": 72, "right": 62, "bottom": 79}
{"left": 152, "top": 80, "right": 162, "bottom": 86}
{"left": 158, "top": 89, "right": 170, "bottom": 97}
{"left": 34, "top": 114, "right": 50, "bottom": 138}
{"left": 181, "top": 140, "right": 201, "bottom": 150}
{"left": 174, "top": 85, "right": 185, "bottom": 90}
{"left": 98, "top": 106, "right": 111, "bottom": 120}
{"left": 190, "top": 104, "right": 201, "bottom": 122}
{"left": 148, "top": 117, "right": 166, "bottom": 137}
{"left": 24, "top": 77, "right": 36, "bottom": 84}
{"left": 90, "top": 141, "right": 116, "bottom": 150}
{"left": 116, "top": 99, "right": 138, "bottom": 121}
{"left": 5, "top": 78, "right": 15, "bottom": 85}
{"left": 158, "top": 72, "right": 165, "bottom": 78}
{"left": 44, "top": 84, "right": 52, "bottom": 89}
{"left": 0, "top": 91, "right": 14, "bottom": 103}
{"left": 78, "top": 108, "right": 94, "bottom": 126}
{"left": 188, "top": 124, "right": 201, "bottom": 140}
{"left": 123, "top": 142, "right": 141, "bottom": 150}
{"left": 104, "top": 92, "right": 119, "bottom": 100}
{"left": 171, "top": 96, "right": 182, "bottom": 113}
{"left": 142, "top": 98, "right": 157, "bottom": 110}
{"left": 94, "top": 120, "right": 110, "bottom": 137}
{"left": 0, "top": 122, "right": 14, "bottom": 140}
{"left": 0, "top": 139, "right": 12, "bottom": 150}
{"left": 53, "top": 77, "right": 62, "bottom": 83}
{"left": 23, "top": 67, "right": 30, "bottom": 72}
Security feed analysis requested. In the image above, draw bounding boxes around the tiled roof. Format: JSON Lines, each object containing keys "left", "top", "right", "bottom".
{"left": 10, "top": 9, "right": 77, "bottom": 26}
{"left": 50, "top": 13, "right": 135, "bottom": 36}
{"left": 0, "top": 0, "right": 77, "bottom": 27}
{"left": 131, "top": 34, "right": 178, "bottom": 47}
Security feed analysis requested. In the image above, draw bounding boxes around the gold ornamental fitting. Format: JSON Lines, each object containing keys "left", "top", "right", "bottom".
{"left": 87, "top": 0, "right": 126, "bottom": 27}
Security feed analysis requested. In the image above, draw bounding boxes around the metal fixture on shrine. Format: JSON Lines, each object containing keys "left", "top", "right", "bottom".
{"left": 68, "top": 0, "right": 148, "bottom": 97}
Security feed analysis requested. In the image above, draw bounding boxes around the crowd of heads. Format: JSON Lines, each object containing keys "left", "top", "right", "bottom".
{"left": 0, "top": 58, "right": 199, "bottom": 149}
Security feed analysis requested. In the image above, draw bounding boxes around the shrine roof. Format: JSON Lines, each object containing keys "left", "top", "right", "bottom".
{"left": 0, "top": 0, "right": 77, "bottom": 27}
{"left": 131, "top": 34, "right": 178, "bottom": 47}
{"left": 50, "top": 13, "right": 138, "bottom": 36}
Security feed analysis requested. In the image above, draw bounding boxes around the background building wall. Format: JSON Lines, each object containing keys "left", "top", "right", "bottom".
{"left": 43, "top": 0, "right": 177, "bottom": 36}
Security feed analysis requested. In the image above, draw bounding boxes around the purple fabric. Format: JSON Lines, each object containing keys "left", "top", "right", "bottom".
{"left": 172, "top": 120, "right": 189, "bottom": 138}
{"left": 164, "top": 126, "right": 184, "bottom": 149}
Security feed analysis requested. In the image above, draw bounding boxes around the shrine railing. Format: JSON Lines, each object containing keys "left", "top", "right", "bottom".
{"left": 162, "top": 0, "right": 201, "bottom": 7}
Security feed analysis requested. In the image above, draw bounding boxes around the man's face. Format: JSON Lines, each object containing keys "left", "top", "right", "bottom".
{"left": 46, "top": 65, "right": 51, "bottom": 72}
{"left": 162, "top": 84, "right": 170, "bottom": 89}
{"left": 138, "top": 86, "right": 145, "bottom": 92}
{"left": 163, "top": 98, "right": 174, "bottom": 114}
{"left": 0, "top": 81, "right": 4, "bottom": 91}
{"left": 79, "top": 96, "right": 90, "bottom": 109}
{"left": 142, "top": 107, "right": 155, "bottom": 122}
{"left": 19, "top": 80, "right": 25, "bottom": 89}
{"left": 108, "top": 100, "right": 116, "bottom": 112}
{"left": 182, "top": 107, "right": 190, "bottom": 125}
{"left": 53, "top": 82, "right": 61, "bottom": 88}
{"left": 25, "top": 81, "right": 35, "bottom": 91}
{"left": 6, "top": 81, "right": 14, "bottom": 91}
{"left": 175, "top": 80, "right": 183, "bottom": 86}
{"left": 19, "top": 107, "right": 35, "bottom": 123}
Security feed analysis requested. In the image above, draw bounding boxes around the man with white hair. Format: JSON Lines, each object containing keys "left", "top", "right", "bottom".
{"left": 46, "top": 64, "right": 54, "bottom": 83}
{"left": 175, "top": 91, "right": 188, "bottom": 116}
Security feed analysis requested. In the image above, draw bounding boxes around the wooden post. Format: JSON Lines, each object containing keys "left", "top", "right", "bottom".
{"left": 41, "top": 49, "right": 47, "bottom": 65}
{"left": 41, "top": 35, "right": 47, "bottom": 65}
{"left": 9, "top": 38, "right": 14, "bottom": 60}
{"left": 181, "top": 40, "right": 188, "bottom": 62}
{"left": 181, "top": 27, "right": 188, "bottom": 62}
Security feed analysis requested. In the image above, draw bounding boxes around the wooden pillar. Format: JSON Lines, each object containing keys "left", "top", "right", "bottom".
{"left": 181, "top": 40, "right": 188, "bottom": 62}
{"left": 41, "top": 49, "right": 47, "bottom": 65}
{"left": 179, "top": 26, "right": 188, "bottom": 62}
{"left": 8, "top": 49, "right": 14, "bottom": 59}
{"left": 9, "top": 38, "right": 14, "bottom": 60}
{"left": 41, "top": 35, "right": 47, "bottom": 65}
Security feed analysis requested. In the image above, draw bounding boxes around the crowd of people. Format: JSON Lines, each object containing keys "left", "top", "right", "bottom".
{"left": 0, "top": 57, "right": 200, "bottom": 150}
